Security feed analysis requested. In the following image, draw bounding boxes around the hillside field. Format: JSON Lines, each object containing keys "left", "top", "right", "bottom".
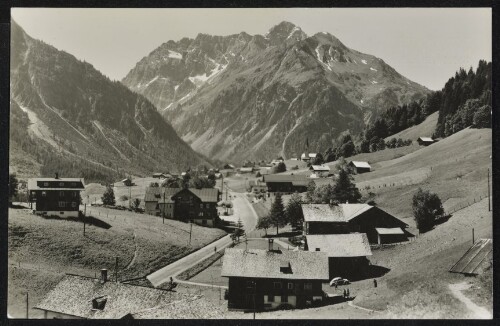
{"left": 8, "top": 205, "right": 225, "bottom": 318}
{"left": 383, "top": 111, "right": 439, "bottom": 142}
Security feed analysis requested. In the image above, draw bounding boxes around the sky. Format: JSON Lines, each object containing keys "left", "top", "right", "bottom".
{"left": 11, "top": 8, "right": 491, "bottom": 90}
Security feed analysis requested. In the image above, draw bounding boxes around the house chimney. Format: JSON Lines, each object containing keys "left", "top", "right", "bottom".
{"left": 55, "top": 172, "right": 59, "bottom": 179}
{"left": 268, "top": 238, "right": 274, "bottom": 251}
{"left": 100, "top": 269, "right": 108, "bottom": 284}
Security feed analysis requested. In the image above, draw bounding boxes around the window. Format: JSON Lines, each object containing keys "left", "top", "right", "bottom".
{"left": 268, "top": 295, "right": 275, "bottom": 302}
{"left": 59, "top": 182, "right": 64, "bottom": 187}
{"left": 202, "top": 220, "right": 207, "bottom": 225}
{"left": 287, "top": 283, "right": 294, "bottom": 290}
{"left": 273, "top": 282, "right": 282, "bottom": 290}
{"left": 58, "top": 202, "right": 66, "bottom": 208}
{"left": 281, "top": 295, "right": 288, "bottom": 303}
{"left": 199, "top": 212, "right": 204, "bottom": 217}
{"left": 71, "top": 182, "right": 77, "bottom": 187}
{"left": 304, "top": 283, "right": 312, "bottom": 290}
{"left": 206, "top": 204, "right": 210, "bottom": 208}
{"left": 200, "top": 204, "right": 203, "bottom": 208}
{"left": 43, "top": 182, "right": 49, "bottom": 187}
{"left": 60, "top": 191, "right": 65, "bottom": 197}
{"left": 72, "top": 202, "right": 77, "bottom": 208}
{"left": 72, "top": 192, "right": 77, "bottom": 197}
{"left": 206, "top": 212, "right": 210, "bottom": 217}
{"left": 42, "top": 191, "right": 47, "bottom": 197}
{"left": 31, "top": 191, "right": 36, "bottom": 197}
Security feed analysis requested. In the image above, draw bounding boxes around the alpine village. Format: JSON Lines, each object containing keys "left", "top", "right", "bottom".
{"left": 8, "top": 17, "right": 493, "bottom": 320}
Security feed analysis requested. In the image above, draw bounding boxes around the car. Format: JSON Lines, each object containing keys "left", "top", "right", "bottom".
{"left": 329, "top": 277, "right": 350, "bottom": 286}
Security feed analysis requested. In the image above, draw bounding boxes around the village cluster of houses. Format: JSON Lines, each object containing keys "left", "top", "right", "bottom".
{"left": 220, "top": 202, "right": 408, "bottom": 311}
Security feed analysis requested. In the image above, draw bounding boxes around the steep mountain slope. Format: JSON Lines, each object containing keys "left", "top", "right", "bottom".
{"left": 123, "top": 21, "right": 429, "bottom": 163}
{"left": 10, "top": 20, "right": 209, "bottom": 181}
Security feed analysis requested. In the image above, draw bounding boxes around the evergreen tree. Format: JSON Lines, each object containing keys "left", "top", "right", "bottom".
{"left": 275, "top": 162, "right": 287, "bottom": 173}
{"left": 233, "top": 217, "right": 245, "bottom": 241}
{"left": 305, "top": 181, "right": 316, "bottom": 203}
{"left": 256, "top": 215, "right": 271, "bottom": 235}
{"left": 285, "top": 193, "right": 304, "bottom": 229}
{"left": 472, "top": 105, "right": 491, "bottom": 128}
{"left": 101, "top": 185, "right": 116, "bottom": 206}
{"left": 332, "top": 169, "right": 361, "bottom": 204}
{"left": 269, "top": 192, "right": 286, "bottom": 235}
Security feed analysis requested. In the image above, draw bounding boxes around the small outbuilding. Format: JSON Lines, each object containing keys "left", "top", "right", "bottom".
{"left": 348, "top": 161, "right": 371, "bottom": 174}
{"left": 375, "top": 227, "right": 407, "bottom": 245}
{"left": 309, "top": 165, "right": 331, "bottom": 177}
{"left": 417, "top": 137, "right": 435, "bottom": 146}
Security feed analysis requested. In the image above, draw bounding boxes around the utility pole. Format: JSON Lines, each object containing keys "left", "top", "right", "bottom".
{"left": 189, "top": 222, "right": 193, "bottom": 246}
{"left": 129, "top": 184, "right": 131, "bottom": 209}
{"left": 253, "top": 281, "right": 256, "bottom": 320}
{"left": 487, "top": 168, "right": 491, "bottom": 212}
{"left": 26, "top": 292, "right": 29, "bottom": 319}
{"left": 472, "top": 228, "right": 475, "bottom": 244}
{"left": 115, "top": 257, "right": 118, "bottom": 282}
{"left": 83, "top": 204, "right": 86, "bottom": 236}
{"left": 163, "top": 190, "right": 165, "bottom": 224}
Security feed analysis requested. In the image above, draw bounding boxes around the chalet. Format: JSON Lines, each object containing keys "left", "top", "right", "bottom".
{"left": 28, "top": 174, "right": 85, "bottom": 218}
{"left": 34, "top": 270, "right": 222, "bottom": 319}
{"left": 348, "top": 161, "right": 371, "bottom": 174}
{"left": 121, "top": 178, "right": 132, "bottom": 186}
{"left": 223, "top": 164, "right": 236, "bottom": 170}
{"left": 301, "top": 203, "right": 408, "bottom": 243}
{"left": 305, "top": 234, "right": 372, "bottom": 279}
{"left": 271, "top": 159, "right": 284, "bottom": 165}
{"left": 249, "top": 180, "right": 267, "bottom": 194}
{"left": 259, "top": 167, "right": 272, "bottom": 175}
{"left": 417, "top": 137, "right": 435, "bottom": 146}
{"left": 309, "top": 165, "right": 331, "bottom": 177}
{"left": 152, "top": 173, "right": 168, "bottom": 179}
{"left": 144, "top": 187, "right": 220, "bottom": 227}
{"left": 222, "top": 240, "right": 329, "bottom": 311}
{"left": 263, "top": 174, "right": 310, "bottom": 193}
{"left": 300, "top": 153, "right": 317, "bottom": 162}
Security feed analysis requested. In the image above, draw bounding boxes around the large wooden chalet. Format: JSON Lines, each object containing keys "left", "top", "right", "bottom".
{"left": 144, "top": 187, "right": 220, "bottom": 227}
{"left": 28, "top": 174, "right": 85, "bottom": 217}
{"left": 222, "top": 240, "right": 329, "bottom": 311}
{"left": 301, "top": 203, "right": 408, "bottom": 243}
{"left": 263, "top": 175, "right": 334, "bottom": 193}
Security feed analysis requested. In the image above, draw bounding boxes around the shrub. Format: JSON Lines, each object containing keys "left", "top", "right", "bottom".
{"left": 412, "top": 188, "right": 444, "bottom": 232}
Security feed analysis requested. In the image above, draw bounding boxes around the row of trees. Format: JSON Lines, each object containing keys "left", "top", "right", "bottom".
{"left": 150, "top": 171, "right": 217, "bottom": 189}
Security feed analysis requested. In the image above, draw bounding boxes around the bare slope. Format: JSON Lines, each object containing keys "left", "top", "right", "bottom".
{"left": 384, "top": 111, "right": 439, "bottom": 141}
{"left": 8, "top": 206, "right": 225, "bottom": 318}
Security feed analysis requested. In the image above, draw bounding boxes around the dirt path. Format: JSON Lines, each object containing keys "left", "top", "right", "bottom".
{"left": 448, "top": 282, "right": 491, "bottom": 319}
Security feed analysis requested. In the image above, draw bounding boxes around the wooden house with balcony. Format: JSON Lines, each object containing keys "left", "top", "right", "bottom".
{"left": 28, "top": 173, "right": 85, "bottom": 217}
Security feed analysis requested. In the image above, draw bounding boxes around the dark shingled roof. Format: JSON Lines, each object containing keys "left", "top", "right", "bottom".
{"left": 263, "top": 174, "right": 310, "bottom": 183}
{"left": 34, "top": 275, "right": 220, "bottom": 319}
{"left": 302, "top": 204, "right": 374, "bottom": 223}
{"left": 144, "top": 187, "right": 219, "bottom": 203}
{"left": 221, "top": 248, "right": 329, "bottom": 280}
{"left": 28, "top": 178, "right": 85, "bottom": 191}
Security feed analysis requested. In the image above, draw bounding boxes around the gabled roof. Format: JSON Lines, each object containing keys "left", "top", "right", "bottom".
{"left": 312, "top": 178, "right": 335, "bottom": 187}
{"left": 306, "top": 234, "right": 372, "bottom": 257}
{"left": 221, "top": 248, "right": 329, "bottom": 280}
{"left": 28, "top": 178, "right": 85, "bottom": 191}
{"left": 418, "top": 137, "right": 434, "bottom": 142}
{"left": 34, "top": 274, "right": 217, "bottom": 319}
{"left": 185, "top": 188, "right": 220, "bottom": 203}
{"left": 301, "top": 153, "right": 317, "bottom": 159}
{"left": 450, "top": 239, "right": 493, "bottom": 275}
{"left": 301, "top": 203, "right": 374, "bottom": 223}
{"left": 310, "top": 165, "right": 330, "bottom": 172}
{"left": 239, "top": 167, "right": 254, "bottom": 172}
{"left": 349, "top": 161, "right": 371, "bottom": 169}
{"left": 263, "top": 174, "right": 310, "bottom": 183}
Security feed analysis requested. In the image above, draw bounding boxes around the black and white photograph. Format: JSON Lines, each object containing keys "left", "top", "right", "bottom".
{"left": 4, "top": 5, "right": 494, "bottom": 320}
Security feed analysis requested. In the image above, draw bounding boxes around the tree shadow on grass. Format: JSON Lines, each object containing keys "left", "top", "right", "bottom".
{"left": 347, "top": 265, "right": 391, "bottom": 282}
{"left": 263, "top": 230, "right": 302, "bottom": 238}
{"left": 40, "top": 214, "right": 112, "bottom": 229}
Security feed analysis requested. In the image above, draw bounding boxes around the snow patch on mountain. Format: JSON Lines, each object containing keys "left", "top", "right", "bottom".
{"left": 167, "top": 50, "right": 183, "bottom": 59}
{"left": 286, "top": 26, "right": 301, "bottom": 40}
{"left": 370, "top": 67, "right": 378, "bottom": 72}
{"left": 361, "top": 59, "right": 367, "bottom": 64}
{"left": 144, "top": 76, "right": 159, "bottom": 88}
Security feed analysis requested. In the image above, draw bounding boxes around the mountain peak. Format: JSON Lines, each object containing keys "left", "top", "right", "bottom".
{"left": 265, "top": 21, "right": 307, "bottom": 44}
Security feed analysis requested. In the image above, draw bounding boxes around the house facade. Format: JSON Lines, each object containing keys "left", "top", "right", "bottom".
{"left": 28, "top": 175, "right": 85, "bottom": 217}
{"left": 222, "top": 241, "right": 328, "bottom": 311}
{"left": 263, "top": 175, "right": 310, "bottom": 193}
{"left": 144, "top": 187, "right": 220, "bottom": 227}
{"left": 309, "top": 165, "right": 331, "bottom": 178}
{"left": 417, "top": 137, "right": 435, "bottom": 146}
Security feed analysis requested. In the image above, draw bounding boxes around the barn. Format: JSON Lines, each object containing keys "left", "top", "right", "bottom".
{"left": 348, "top": 161, "right": 371, "bottom": 174}
{"left": 417, "top": 137, "right": 435, "bottom": 146}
